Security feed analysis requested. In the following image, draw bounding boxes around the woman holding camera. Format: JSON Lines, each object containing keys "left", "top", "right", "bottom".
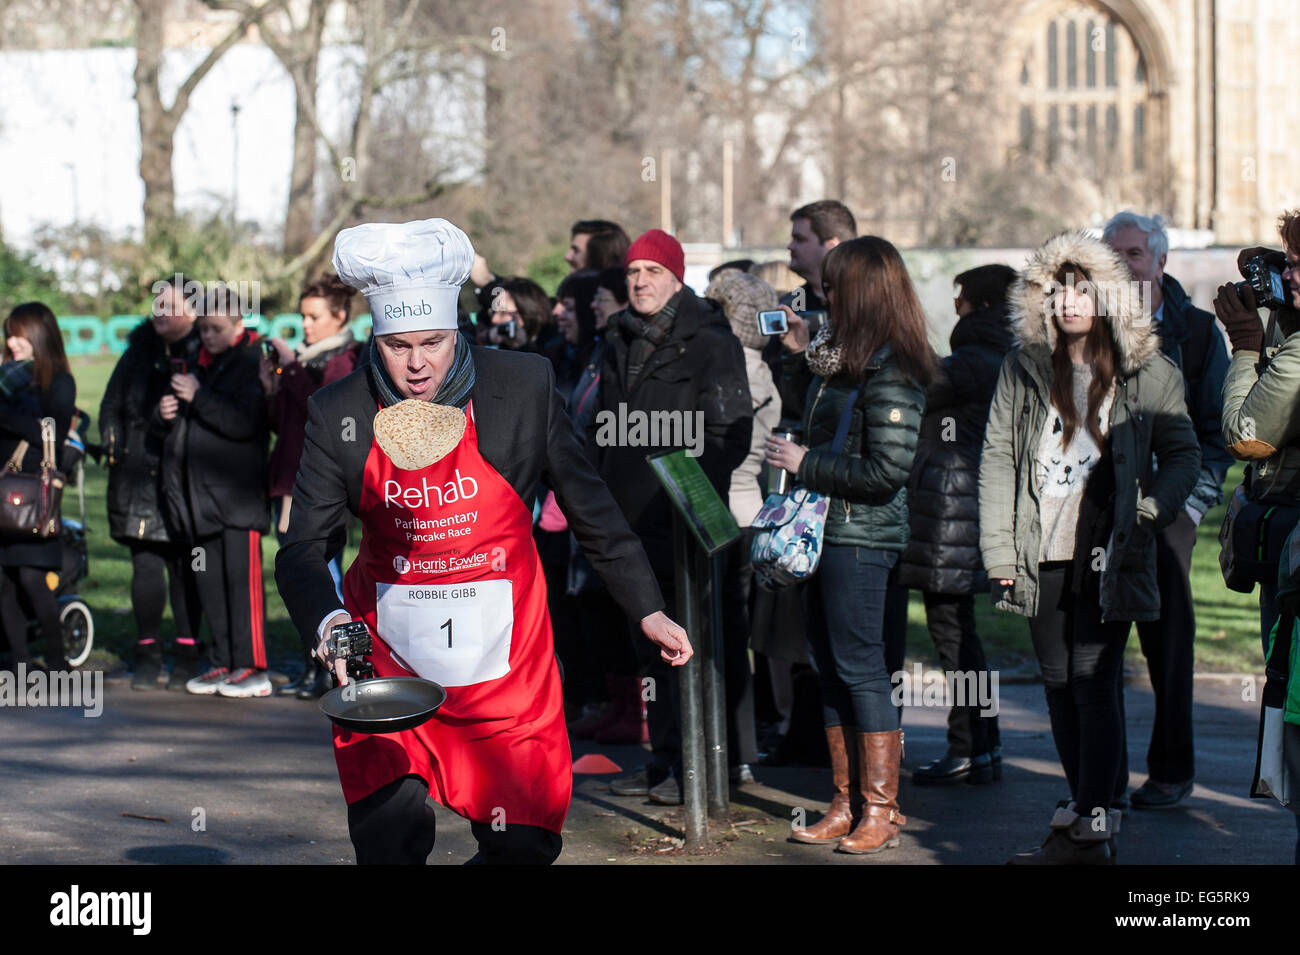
{"left": 765, "top": 236, "right": 932, "bottom": 855}
{"left": 0, "top": 303, "right": 76, "bottom": 672}
{"left": 980, "top": 232, "right": 1199, "bottom": 864}
{"left": 261, "top": 273, "right": 363, "bottom": 699}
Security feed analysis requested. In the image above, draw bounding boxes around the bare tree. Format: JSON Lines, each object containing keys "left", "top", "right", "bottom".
{"left": 133, "top": 0, "right": 285, "bottom": 243}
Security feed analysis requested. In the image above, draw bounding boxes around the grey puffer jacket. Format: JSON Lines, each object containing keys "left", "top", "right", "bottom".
{"left": 978, "top": 231, "right": 1201, "bottom": 622}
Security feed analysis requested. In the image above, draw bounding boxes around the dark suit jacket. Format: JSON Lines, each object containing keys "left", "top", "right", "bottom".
{"left": 274, "top": 344, "right": 665, "bottom": 652}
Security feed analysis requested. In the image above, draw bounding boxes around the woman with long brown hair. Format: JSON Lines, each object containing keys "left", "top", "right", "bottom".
{"left": 0, "top": 302, "right": 76, "bottom": 672}
{"left": 979, "top": 232, "right": 1199, "bottom": 863}
{"left": 765, "top": 236, "right": 933, "bottom": 855}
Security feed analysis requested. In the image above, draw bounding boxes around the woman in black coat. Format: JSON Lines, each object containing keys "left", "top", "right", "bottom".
{"left": 100, "top": 279, "right": 204, "bottom": 689}
{"left": 0, "top": 303, "right": 76, "bottom": 672}
{"left": 896, "top": 265, "right": 1018, "bottom": 784}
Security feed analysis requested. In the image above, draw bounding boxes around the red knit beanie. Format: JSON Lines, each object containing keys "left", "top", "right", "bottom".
{"left": 625, "top": 229, "right": 685, "bottom": 283}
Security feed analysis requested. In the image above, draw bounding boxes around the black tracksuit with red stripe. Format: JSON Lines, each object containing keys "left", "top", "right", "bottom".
{"left": 161, "top": 331, "right": 271, "bottom": 670}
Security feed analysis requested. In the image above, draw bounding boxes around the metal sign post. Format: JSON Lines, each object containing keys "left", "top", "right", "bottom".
{"left": 673, "top": 518, "right": 708, "bottom": 847}
{"left": 703, "top": 551, "right": 729, "bottom": 819}
{"left": 648, "top": 450, "right": 742, "bottom": 849}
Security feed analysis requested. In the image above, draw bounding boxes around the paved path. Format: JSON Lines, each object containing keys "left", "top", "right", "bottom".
{"left": 0, "top": 670, "right": 1293, "bottom": 864}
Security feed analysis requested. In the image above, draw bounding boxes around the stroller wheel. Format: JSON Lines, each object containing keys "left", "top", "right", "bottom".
{"left": 59, "top": 598, "right": 94, "bottom": 668}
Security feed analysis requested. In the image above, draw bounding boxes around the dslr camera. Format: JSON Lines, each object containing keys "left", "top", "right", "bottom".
{"left": 1235, "top": 253, "right": 1290, "bottom": 310}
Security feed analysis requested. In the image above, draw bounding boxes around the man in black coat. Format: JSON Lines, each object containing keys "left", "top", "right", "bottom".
{"left": 276, "top": 216, "right": 689, "bottom": 865}
{"left": 896, "top": 265, "right": 1018, "bottom": 784}
{"left": 1104, "top": 211, "right": 1231, "bottom": 809}
{"left": 591, "top": 229, "right": 753, "bottom": 803}
{"left": 99, "top": 279, "right": 203, "bottom": 690}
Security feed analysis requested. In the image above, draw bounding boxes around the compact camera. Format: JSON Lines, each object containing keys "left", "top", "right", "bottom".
{"left": 1235, "top": 253, "right": 1290, "bottom": 311}
{"left": 756, "top": 309, "right": 788, "bottom": 336}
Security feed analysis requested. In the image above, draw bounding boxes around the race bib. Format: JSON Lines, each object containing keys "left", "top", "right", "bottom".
{"left": 376, "top": 579, "right": 513, "bottom": 687}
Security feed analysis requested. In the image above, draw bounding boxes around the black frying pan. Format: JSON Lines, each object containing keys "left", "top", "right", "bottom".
{"left": 319, "top": 677, "right": 447, "bottom": 733}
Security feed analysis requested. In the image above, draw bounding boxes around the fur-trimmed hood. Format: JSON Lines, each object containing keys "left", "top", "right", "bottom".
{"left": 1010, "top": 230, "right": 1159, "bottom": 377}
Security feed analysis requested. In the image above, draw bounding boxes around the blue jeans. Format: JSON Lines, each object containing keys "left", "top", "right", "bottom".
{"left": 804, "top": 544, "right": 900, "bottom": 732}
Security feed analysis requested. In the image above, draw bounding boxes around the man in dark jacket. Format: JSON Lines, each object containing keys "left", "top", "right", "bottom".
{"left": 896, "top": 265, "right": 1018, "bottom": 784}
{"left": 1105, "top": 211, "right": 1232, "bottom": 809}
{"left": 593, "top": 229, "right": 753, "bottom": 803}
{"left": 161, "top": 289, "right": 271, "bottom": 699}
{"left": 100, "top": 278, "right": 203, "bottom": 690}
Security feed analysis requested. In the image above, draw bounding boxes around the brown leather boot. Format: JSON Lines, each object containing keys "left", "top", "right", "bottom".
{"left": 790, "top": 726, "right": 855, "bottom": 844}
{"left": 838, "top": 730, "right": 906, "bottom": 854}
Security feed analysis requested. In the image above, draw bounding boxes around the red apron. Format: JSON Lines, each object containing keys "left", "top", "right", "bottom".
{"left": 333, "top": 401, "right": 571, "bottom": 833}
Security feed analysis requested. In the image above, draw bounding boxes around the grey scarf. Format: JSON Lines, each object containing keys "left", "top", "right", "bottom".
{"left": 367, "top": 332, "right": 476, "bottom": 409}
{"left": 614, "top": 291, "right": 681, "bottom": 385}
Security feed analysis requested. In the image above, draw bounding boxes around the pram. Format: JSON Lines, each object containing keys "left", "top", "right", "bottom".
{"left": 24, "top": 409, "right": 95, "bottom": 667}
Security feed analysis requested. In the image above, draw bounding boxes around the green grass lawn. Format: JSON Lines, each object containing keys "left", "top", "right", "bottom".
{"left": 63, "top": 353, "right": 1266, "bottom": 675}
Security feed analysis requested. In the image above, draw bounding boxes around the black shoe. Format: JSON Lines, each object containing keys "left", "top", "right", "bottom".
{"left": 648, "top": 775, "right": 683, "bottom": 805}
{"left": 296, "top": 661, "right": 328, "bottom": 700}
{"left": 1130, "top": 778, "right": 1193, "bottom": 810}
{"left": 914, "top": 751, "right": 974, "bottom": 785}
{"left": 131, "top": 643, "right": 163, "bottom": 691}
{"left": 991, "top": 745, "right": 1003, "bottom": 780}
{"left": 166, "top": 642, "right": 203, "bottom": 691}
{"left": 278, "top": 654, "right": 318, "bottom": 696}
{"left": 966, "top": 752, "right": 996, "bottom": 785}
{"left": 1111, "top": 791, "right": 1130, "bottom": 813}
{"left": 610, "top": 764, "right": 668, "bottom": 797}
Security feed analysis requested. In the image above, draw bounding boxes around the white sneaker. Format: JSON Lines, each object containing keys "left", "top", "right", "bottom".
{"left": 186, "top": 666, "right": 230, "bottom": 695}
{"left": 216, "top": 667, "right": 272, "bottom": 698}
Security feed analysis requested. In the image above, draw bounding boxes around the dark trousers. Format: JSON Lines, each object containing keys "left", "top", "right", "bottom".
{"left": 1029, "top": 562, "right": 1130, "bottom": 817}
{"left": 634, "top": 577, "right": 681, "bottom": 775}
{"left": 805, "top": 545, "right": 899, "bottom": 732}
{"left": 193, "top": 529, "right": 266, "bottom": 671}
{"left": 1129, "top": 509, "right": 1197, "bottom": 784}
{"left": 0, "top": 565, "right": 63, "bottom": 667}
{"left": 721, "top": 531, "right": 759, "bottom": 765}
{"left": 347, "top": 775, "right": 562, "bottom": 865}
{"left": 574, "top": 588, "right": 635, "bottom": 679}
{"left": 924, "top": 591, "right": 1001, "bottom": 757}
{"left": 128, "top": 540, "right": 201, "bottom": 643}
{"left": 536, "top": 528, "right": 585, "bottom": 705}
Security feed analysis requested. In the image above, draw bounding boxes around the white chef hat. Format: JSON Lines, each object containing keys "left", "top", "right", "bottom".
{"left": 332, "top": 218, "right": 474, "bottom": 336}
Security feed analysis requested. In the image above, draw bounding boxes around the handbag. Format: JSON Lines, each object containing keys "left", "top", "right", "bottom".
{"left": 1251, "top": 608, "right": 1300, "bottom": 810}
{"left": 750, "top": 386, "right": 858, "bottom": 590}
{"left": 0, "top": 417, "right": 65, "bottom": 539}
{"left": 1218, "top": 465, "right": 1300, "bottom": 593}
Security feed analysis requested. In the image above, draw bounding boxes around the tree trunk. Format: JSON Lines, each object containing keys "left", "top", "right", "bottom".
{"left": 134, "top": 0, "right": 174, "bottom": 243}
{"left": 282, "top": 0, "right": 326, "bottom": 256}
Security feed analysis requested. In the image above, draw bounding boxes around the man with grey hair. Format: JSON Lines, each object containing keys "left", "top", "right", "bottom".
{"left": 1103, "top": 210, "right": 1231, "bottom": 810}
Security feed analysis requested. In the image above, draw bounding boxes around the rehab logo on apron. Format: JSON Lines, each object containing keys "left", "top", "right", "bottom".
{"left": 334, "top": 402, "right": 571, "bottom": 833}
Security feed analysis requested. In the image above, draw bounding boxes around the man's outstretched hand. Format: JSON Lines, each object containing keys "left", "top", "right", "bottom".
{"left": 640, "top": 611, "right": 693, "bottom": 667}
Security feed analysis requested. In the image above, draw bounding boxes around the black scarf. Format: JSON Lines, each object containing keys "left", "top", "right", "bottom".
{"left": 613, "top": 290, "right": 681, "bottom": 385}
